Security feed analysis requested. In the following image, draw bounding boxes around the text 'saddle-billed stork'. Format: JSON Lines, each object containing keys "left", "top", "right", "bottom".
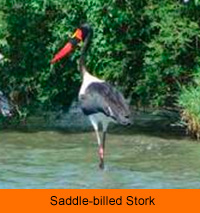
{"left": 51, "top": 23, "right": 131, "bottom": 169}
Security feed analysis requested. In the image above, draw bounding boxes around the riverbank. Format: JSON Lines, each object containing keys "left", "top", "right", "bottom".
{"left": 1, "top": 103, "right": 184, "bottom": 138}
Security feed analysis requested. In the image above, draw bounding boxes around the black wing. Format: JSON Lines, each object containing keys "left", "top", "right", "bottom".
{"left": 79, "top": 82, "right": 130, "bottom": 124}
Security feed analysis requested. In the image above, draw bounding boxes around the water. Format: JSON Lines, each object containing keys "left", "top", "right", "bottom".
{"left": 0, "top": 125, "right": 200, "bottom": 189}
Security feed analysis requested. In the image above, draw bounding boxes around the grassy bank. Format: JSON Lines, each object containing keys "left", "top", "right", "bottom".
{"left": 179, "top": 75, "right": 200, "bottom": 139}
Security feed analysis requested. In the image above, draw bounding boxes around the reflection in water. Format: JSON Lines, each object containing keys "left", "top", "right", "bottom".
{"left": 0, "top": 127, "right": 200, "bottom": 189}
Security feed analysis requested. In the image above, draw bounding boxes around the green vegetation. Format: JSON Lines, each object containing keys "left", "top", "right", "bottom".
{"left": 179, "top": 74, "right": 200, "bottom": 139}
{"left": 0, "top": 0, "right": 200, "bottom": 137}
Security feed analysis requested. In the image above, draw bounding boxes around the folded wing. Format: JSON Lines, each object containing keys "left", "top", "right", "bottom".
{"left": 79, "top": 82, "right": 130, "bottom": 125}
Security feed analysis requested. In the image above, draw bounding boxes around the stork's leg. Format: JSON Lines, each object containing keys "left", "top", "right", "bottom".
{"left": 98, "top": 131, "right": 106, "bottom": 169}
{"left": 102, "top": 131, "right": 106, "bottom": 150}
{"left": 89, "top": 115, "right": 110, "bottom": 169}
{"left": 89, "top": 116, "right": 101, "bottom": 145}
{"left": 89, "top": 115, "right": 103, "bottom": 168}
{"left": 99, "top": 120, "right": 109, "bottom": 169}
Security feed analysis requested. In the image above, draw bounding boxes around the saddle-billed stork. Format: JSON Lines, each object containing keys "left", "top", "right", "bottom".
{"left": 51, "top": 23, "right": 131, "bottom": 169}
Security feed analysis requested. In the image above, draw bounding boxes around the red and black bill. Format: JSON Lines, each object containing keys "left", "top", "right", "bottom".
{"left": 51, "top": 28, "right": 83, "bottom": 64}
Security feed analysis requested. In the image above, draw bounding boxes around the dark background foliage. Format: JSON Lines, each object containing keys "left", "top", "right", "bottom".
{"left": 0, "top": 0, "right": 200, "bottom": 116}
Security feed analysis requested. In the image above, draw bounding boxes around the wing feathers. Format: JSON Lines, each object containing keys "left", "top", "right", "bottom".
{"left": 79, "top": 82, "right": 130, "bottom": 124}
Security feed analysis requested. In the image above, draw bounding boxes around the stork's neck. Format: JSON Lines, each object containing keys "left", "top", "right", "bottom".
{"left": 78, "top": 29, "right": 92, "bottom": 75}
{"left": 79, "top": 55, "right": 87, "bottom": 75}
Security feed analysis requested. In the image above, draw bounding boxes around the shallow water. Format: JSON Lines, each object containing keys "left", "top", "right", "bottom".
{"left": 0, "top": 126, "right": 200, "bottom": 189}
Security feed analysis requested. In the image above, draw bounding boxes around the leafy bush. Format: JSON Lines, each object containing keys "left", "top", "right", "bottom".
{"left": 0, "top": 0, "right": 200, "bottom": 117}
{"left": 179, "top": 74, "right": 200, "bottom": 139}
{"left": 136, "top": 0, "right": 200, "bottom": 107}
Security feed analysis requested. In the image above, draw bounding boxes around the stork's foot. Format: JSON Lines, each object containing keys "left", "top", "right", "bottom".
{"left": 98, "top": 145, "right": 104, "bottom": 169}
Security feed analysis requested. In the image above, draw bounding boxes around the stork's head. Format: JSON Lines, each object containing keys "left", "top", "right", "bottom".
{"left": 51, "top": 23, "right": 92, "bottom": 64}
